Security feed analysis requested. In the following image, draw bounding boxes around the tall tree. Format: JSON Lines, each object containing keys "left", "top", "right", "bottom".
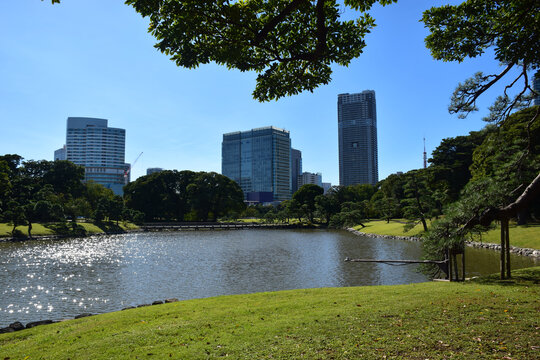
{"left": 422, "top": 0, "right": 540, "bottom": 279}
{"left": 293, "top": 184, "right": 324, "bottom": 223}
{"left": 428, "top": 129, "right": 491, "bottom": 203}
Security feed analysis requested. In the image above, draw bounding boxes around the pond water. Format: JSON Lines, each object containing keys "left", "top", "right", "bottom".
{"left": 0, "top": 229, "right": 537, "bottom": 326}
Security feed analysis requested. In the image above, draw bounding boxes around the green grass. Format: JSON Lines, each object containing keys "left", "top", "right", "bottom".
{"left": 0, "top": 223, "right": 55, "bottom": 237}
{"left": 355, "top": 220, "right": 540, "bottom": 250}
{"left": 354, "top": 219, "right": 427, "bottom": 237}
{"left": 0, "top": 221, "right": 139, "bottom": 238}
{"left": 480, "top": 223, "right": 540, "bottom": 250}
{"left": 1, "top": 267, "right": 539, "bottom": 359}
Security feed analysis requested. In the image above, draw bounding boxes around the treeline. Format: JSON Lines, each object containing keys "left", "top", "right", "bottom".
{"left": 124, "top": 170, "right": 245, "bottom": 222}
{"left": 0, "top": 155, "right": 144, "bottom": 238}
{"left": 0, "top": 156, "right": 245, "bottom": 237}
{"left": 250, "top": 107, "right": 540, "bottom": 232}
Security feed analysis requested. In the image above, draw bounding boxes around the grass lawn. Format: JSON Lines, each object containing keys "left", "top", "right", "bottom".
{"left": 0, "top": 223, "right": 55, "bottom": 237}
{"left": 1, "top": 267, "right": 539, "bottom": 359}
{"left": 354, "top": 219, "right": 427, "bottom": 237}
{"left": 0, "top": 221, "right": 139, "bottom": 238}
{"left": 481, "top": 223, "right": 540, "bottom": 250}
{"left": 355, "top": 220, "right": 540, "bottom": 250}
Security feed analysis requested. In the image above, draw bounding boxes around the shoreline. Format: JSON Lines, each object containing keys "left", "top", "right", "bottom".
{"left": 3, "top": 225, "right": 539, "bottom": 259}
{"left": 346, "top": 227, "right": 540, "bottom": 258}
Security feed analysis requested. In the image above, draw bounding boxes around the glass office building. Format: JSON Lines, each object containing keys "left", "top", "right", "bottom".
{"left": 65, "top": 117, "right": 129, "bottom": 195}
{"left": 222, "top": 126, "right": 291, "bottom": 202}
{"left": 291, "top": 148, "right": 302, "bottom": 195}
{"left": 338, "top": 91, "right": 379, "bottom": 186}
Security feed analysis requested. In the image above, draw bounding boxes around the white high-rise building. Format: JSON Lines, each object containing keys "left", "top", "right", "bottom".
{"left": 64, "top": 117, "right": 128, "bottom": 195}
{"left": 300, "top": 172, "right": 323, "bottom": 188}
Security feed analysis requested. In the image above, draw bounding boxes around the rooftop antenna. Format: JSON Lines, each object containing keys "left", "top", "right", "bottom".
{"left": 423, "top": 137, "right": 427, "bottom": 169}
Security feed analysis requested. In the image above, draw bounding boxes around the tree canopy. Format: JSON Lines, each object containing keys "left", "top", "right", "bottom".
{"left": 47, "top": 0, "right": 397, "bottom": 101}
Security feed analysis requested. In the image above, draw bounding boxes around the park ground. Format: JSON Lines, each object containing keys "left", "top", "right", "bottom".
{"left": 1, "top": 267, "right": 539, "bottom": 359}
{"left": 354, "top": 220, "right": 540, "bottom": 250}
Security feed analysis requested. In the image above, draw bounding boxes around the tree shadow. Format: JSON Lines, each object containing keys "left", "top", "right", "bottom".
{"left": 470, "top": 266, "right": 540, "bottom": 286}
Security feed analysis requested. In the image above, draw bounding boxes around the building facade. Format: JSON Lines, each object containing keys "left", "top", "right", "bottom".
{"left": 291, "top": 148, "right": 302, "bottom": 195}
{"left": 338, "top": 91, "right": 379, "bottom": 186}
{"left": 64, "top": 117, "right": 128, "bottom": 195}
{"left": 533, "top": 71, "right": 540, "bottom": 106}
{"left": 222, "top": 126, "right": 291, "bottom": 202}
{"left": 147, "top": 167, "right": 164, "bottom": 176}
{"left": 300, "top": 172, "right": 323, "bottom": 188}
{"left": 54, "top": 145, "right": 67, "bottom": 161}
{"left": 322, "top": 182, "right": 332, "bottom": 194}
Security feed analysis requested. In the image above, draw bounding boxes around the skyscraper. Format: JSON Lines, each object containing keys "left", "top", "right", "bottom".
{"left": 338, "top": 91, "right": 379, "bottom": 186}
{"left": 291, "top": 148, "right": 302, "bottom": 195}
{"left": 222, "top": 126, "right": 291, "bottom": 202}
{"left": 533, "top": 71, "right": 540, "bottom": 106}
{"left": 64, "top": 117, "right": 128, "bottom": 195}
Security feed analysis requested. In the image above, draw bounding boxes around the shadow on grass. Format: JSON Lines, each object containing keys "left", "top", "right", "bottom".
{"left": 470, "top": 266, "right": 540, "bottom": 286}
{"left": 94, "top": 221, "right": 125, "bottom": 234}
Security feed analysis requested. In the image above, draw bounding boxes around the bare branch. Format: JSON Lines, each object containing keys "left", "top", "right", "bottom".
{"left": 451, "top": 64, "right": 514, "bottom": 115}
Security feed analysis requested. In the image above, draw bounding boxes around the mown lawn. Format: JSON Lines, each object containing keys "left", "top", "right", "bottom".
{"left": 0, "top": 221, "right": 139, "bottom": 238}
{"left": 481, "top": 223, "right": 540, "bottom": 250}
{"left": 0, "top": 223, "right": 55, "bottom": 237}
{"left": 354, "top": 219, "right": 427, "bottom": 237}
{"left": 355, "top": 220, "right": 540, "bottom": 250}
{"left": 1, "top": 267, "right": 539, "bottom": 359}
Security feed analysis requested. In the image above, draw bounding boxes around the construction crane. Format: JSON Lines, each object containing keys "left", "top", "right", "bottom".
{"left": 124, "top": 152, "right": 143, "bottom": 184}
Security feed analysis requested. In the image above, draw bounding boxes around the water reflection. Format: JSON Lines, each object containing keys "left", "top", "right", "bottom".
{"left": 0, "top": 230, "right": 537, "bottom": 326}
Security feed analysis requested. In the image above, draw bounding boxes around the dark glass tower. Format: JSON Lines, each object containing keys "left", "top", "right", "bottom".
{"left": 290, "top": 148, "right": 302, "bottom": 195}
{"left": 222, "top": 126, "right": 291, "bottom": 202}
{"left": 533, "top": 71, "right": 540, "bottom": 106}
{"left": 338, "top": 91, "right": 379, "bottom": 186}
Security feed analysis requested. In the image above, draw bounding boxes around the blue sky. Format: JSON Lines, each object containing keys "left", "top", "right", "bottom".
{"left": 0, "top": 0, "right": 519, "bottom": 185}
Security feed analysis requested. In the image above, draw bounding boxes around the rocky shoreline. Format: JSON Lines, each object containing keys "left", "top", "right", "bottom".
{"left": 0, "top": 298, "right": 179, "bottom": 334}
{"left": 347, "top": 228, "right": 540, "bottom": 259}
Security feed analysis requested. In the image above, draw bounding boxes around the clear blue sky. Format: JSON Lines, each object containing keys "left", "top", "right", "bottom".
{"left": 0, "top": 0, "right": 518, "bottom": 185}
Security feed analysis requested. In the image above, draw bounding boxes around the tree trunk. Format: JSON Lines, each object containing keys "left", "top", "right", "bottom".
{"left": 516, "top": 209, "right": 528, "bottom": 225}
{"left": 452, "top": 253, "right": 459, "bottom": 280}
{"left": 500, "top": 220, "right": 507, "bottom": 279}
{"left": 420, "top": 216, "right": 428, "bottom": 232}
{"left": 505, "top": 220, "right": 511, "bottom": 279}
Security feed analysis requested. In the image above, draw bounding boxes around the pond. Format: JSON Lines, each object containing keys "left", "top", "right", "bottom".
{"left": 0, "top": 229, "right": 537, "bottom": 326}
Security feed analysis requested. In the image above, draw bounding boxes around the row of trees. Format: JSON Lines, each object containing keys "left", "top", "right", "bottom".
{"left": 124, "top": 170, "right": 245, "bottom": 222}
{"left": 0, "top": 156, "right": 248, "bottom": 236}
{"left": 0, "top": 155, "right": 137, "bottom": 237}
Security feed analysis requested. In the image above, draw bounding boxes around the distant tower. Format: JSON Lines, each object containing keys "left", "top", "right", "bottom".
{"left": 423, "top": 138, "right": 427, "bottom": 169}
{"left": 338, "top": 91, "right": 378, "bottom": 186}
{"left": 533, "top": 71, "right": 540, "bottom": 106}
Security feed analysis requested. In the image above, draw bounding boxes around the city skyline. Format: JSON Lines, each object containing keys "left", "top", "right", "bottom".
{"left": 1, "top": 0, "right": 523, "bottom": 185}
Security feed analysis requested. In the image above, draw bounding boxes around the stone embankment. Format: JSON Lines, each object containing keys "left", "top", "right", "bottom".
{"left": 467, "top": 241, "right": 540, "bottom": 258}
{"left": 347, "top": 228, "right": 540, "bottom": 258}
{"left": 0, "top": 298, "right": 179, "bottom": 334}
{"left": 347, "top": 228, "right": 421, "bottom": 242}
